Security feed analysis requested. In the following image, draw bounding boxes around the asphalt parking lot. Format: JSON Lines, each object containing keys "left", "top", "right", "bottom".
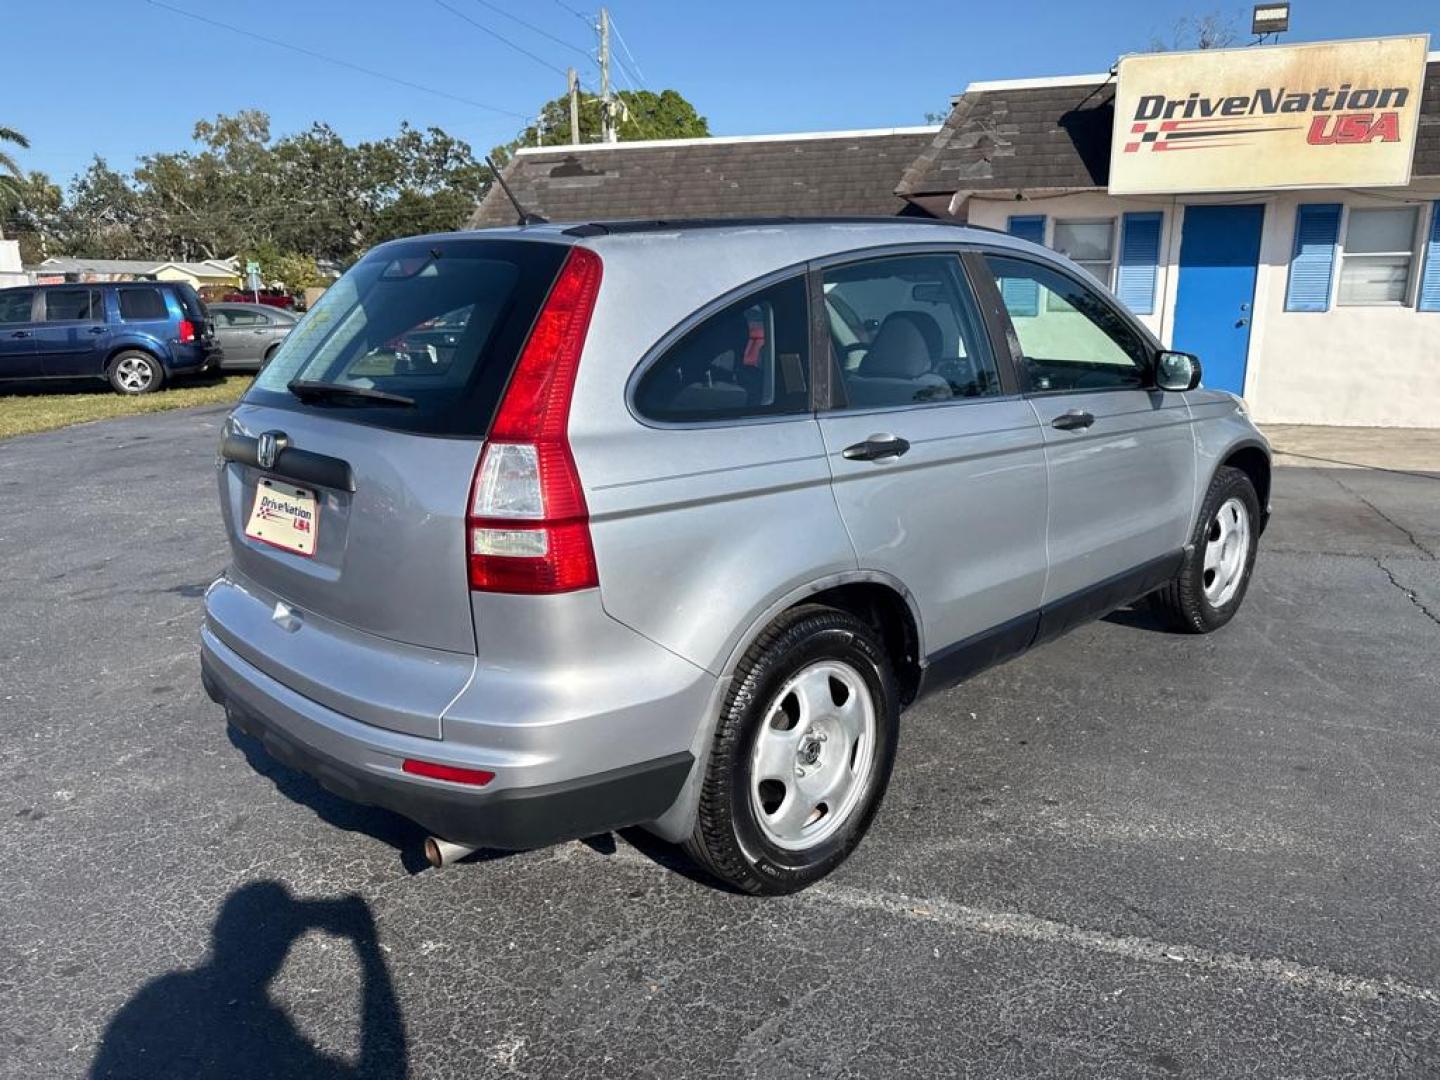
{"left": 3, "top": 405, "right": 1439, "bottom": 1079}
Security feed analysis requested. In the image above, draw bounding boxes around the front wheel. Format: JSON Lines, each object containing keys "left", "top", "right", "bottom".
{"left": 685, "top": 606, "right": 899, "bottom": 895}
{"left": 1150, "top": 466, "right": 1260, "bottom": 633}
{"left": 108, "top": 351, "right": 164, "bottom": 395}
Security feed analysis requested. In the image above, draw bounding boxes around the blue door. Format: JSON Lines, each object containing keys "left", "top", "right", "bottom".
{"left": 1172, "top": 205, "right": 1264, "bottom": 396}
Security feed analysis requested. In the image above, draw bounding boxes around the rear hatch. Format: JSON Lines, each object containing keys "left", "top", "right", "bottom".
{"left": 213, "top": 236, "right": 570, "bottom": 733}
{"left": 172, "top": 282, "right": 216, "bottom": 345}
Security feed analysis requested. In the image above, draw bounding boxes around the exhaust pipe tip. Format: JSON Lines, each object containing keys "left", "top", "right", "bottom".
{"left": 424, "top": 836, "right": 477, "bottom": 868}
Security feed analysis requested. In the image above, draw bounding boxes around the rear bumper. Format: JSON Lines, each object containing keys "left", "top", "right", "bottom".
{"left": 168, "top": 342, "right": 222, "bottom": 373}
{"left": 201, "top": 629, "right": 694, "bottom": 848}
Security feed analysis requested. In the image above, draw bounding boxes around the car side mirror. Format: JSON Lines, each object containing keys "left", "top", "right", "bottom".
{"left": 1155, "top": 350, "right": 1202, "bottom": 392}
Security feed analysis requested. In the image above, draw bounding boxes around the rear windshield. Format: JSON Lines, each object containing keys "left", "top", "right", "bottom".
{"left": 245, "top": 238, "right": 567, "bottom": 436}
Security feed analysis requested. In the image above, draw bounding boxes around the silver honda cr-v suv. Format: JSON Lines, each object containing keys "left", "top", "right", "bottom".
{"left": 201, "top": 218, "right": 1270, "bottom": 894}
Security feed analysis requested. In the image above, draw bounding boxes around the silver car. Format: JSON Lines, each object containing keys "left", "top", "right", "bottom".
{"left": 210, "top": 302, "right": 296, "bottom": 371}
{"left": 201, "top": 219, "right": 1270, "bottom": 894}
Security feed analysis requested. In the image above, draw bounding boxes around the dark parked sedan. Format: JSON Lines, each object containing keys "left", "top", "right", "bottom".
{"left": 210, "top": 303, "right": 296, "bottom": 371}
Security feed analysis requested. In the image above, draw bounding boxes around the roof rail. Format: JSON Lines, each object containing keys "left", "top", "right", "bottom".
{"left": 561, "top": 215, "right": 981, "bottom": 238}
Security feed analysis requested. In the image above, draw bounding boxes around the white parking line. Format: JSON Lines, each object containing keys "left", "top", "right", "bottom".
{"left": 813, "top": 884, "right": 1440, "bottom": 1006}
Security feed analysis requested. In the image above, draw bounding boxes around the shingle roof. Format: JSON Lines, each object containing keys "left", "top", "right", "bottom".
{"left": 34, "top": 257, "right": 165, "bottom": 275}
{"left": 468, "top": 128, "right": 941, "bottom": 228}
{"left": 900, "top": 60, "right": 1440, "bottom": 204}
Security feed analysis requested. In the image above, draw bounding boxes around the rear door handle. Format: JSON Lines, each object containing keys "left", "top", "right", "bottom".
{"left": 1051, "top": 409, "right": 1095, "bottom": 431}
{"left": 9, "top": 331, "right": 31, "bottom": 339}
{"left": 87, "top": 326, "right": 107, "bottom": 334}
{"left": 843, "top": 434, "right": 911, "bottom": 461}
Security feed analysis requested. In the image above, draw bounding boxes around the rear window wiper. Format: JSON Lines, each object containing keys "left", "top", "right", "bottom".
{"left": 287, "top": 380, "right": 416, "bottom": 408}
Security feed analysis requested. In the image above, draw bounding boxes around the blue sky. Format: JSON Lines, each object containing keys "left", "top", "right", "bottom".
{"left": 8, "top": 0, "right": 1440, "bottom": 185}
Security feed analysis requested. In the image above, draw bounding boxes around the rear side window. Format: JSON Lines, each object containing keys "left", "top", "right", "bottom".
{"left": 44, "top": 289, "right": 103, "bottom": 322}
{"left": 0, "top": 290, "right": 34, "bottom": 324}
{"left": 634, "top": 276, "right": 810, "bottom": 423}
{"left": 118, "top": 289, "right": 169, "bottom": 321}
{"left": 217, "top": 308, "right": 267, "bottom": 327}
{"left": 245, "top": 238, "right": 567, "bottom": 437}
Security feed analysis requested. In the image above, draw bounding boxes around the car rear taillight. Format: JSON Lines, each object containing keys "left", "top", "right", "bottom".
{"left": 467, "top": 246, "right": 602, "bottom": 594}
{"left": 402, "top": 758, "right": 495, "bottom": 786}
{"left": 178, "top": 319, "right": 196, "bottom": 344}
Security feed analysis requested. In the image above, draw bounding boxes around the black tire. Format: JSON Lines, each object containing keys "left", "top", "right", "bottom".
{"left": 261, "top": 344, "right": 279, "bottom": 370}
{"left": 685, "top": 605, "right": 900, "bottom": 895}
{"left": 107, "top": 350, "right": 165, "bottom": 395}
{"left": 1150, "top": 466, "right": 1260, "bottom": 634}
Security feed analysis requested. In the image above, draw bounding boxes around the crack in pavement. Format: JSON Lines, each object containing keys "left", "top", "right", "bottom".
{"left": 1330, "top": 474, "right": 1437, "bottom": 560}
{"left": 812, "top": 884, "right": 1440, "bottom": 1007}
{"left": 1373, "top": 557, "right": 1440, "bottom": 631}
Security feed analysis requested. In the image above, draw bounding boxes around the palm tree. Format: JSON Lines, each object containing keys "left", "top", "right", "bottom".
{"left": 0, "top": 125, "right": 30, "bottom": 209}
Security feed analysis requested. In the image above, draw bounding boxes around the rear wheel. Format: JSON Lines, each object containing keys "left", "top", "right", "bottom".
{"left": 261, "top": 343, "right": 279, "bottom": 371}
{"left": 685, "top": 606, "right": 899, "bottom": 895}
{"left": 108, "top": 351, "right": 164, "bottom": 395}
{"left": 1150, "top": 466, "right": 1260, "bottom": 633}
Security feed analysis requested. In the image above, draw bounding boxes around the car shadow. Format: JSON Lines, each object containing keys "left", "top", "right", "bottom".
{"left": 226, "top": 726, "right": 524, "bottom": 874}
{"left": 88, "top": 880, "right": 407, "bottom": 1079}
{"left": 612, "top": 827, "right": 749, "bottom": 895}
{"left": 1101, "top": 601, "right": 1184, "bottom": 635}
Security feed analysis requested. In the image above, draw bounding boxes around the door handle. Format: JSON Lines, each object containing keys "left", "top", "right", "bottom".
{"left": 252, "top": 329, "right": 268, "bottom": 335}
{"left": 843, "top": 434, "right": 911, "bottom": 461}
{"left": 9, "top": 330, "right": 31, "bottom": 339}
{"left": 87, "top": 326, "right": 107, "bottom": 334}
{"left": 1235, "top": 318, "right": 1249, "bottom": 327}
{"left": 1051, "top": 409, "right": 1095, "bottom": 431}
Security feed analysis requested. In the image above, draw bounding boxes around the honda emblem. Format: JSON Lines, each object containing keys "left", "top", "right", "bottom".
{"left": 257, "top": 431, "right": 288, "bottom": 471}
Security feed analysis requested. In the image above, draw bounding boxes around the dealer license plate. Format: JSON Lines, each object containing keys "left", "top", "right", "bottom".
{"left": 245, "top": 478, "right": 318, "bottom": 556}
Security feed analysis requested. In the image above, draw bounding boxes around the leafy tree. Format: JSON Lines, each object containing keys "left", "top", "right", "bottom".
{"left": 22, "top": 111, "right": 494, "bottom": 273}
{"left": 0, "top": 124, "right": 29, "bottom": 208}
{"left": 492, "top": 88, "right": 709, "bottom": 165}
{"left": 6, "top": 171, "right": 64, "bottom": 263}
{"left": 235, "top": 239, "right": 321, "bottom": 294}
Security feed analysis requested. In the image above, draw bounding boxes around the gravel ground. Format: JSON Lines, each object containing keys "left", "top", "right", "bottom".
{"left": 2, "top": 405, "right": 1438, "bottom": 1079}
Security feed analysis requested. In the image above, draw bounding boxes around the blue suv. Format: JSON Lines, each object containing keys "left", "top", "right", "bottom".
{"left": 0, "top": 281, "right": 222, "bottom": 394}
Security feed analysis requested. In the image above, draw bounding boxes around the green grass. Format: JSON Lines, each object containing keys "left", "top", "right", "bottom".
{"left": 0, "top": 376, "right": 251, "bottom": 441}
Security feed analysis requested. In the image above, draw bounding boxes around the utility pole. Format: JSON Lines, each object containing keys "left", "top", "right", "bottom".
{"left": 598, "top": 7, "right": 616, "bottom": 143}
{"left": 568, "top": 67, "right": 580, "bottom": 145}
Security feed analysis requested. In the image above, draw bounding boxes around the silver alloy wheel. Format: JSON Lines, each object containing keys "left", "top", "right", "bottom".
{"left": 749, "top": 659, "right": 877, "bottom": 852}
{"left": 1202, "top": 495, "right": 1251, "bottom": 607}
{"left": 115, "top": 356, "right": 155, "bottom": 393}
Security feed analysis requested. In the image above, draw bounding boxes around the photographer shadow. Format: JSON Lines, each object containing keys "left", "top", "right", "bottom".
{"left": 89, "top": 881, "right": 407, "bottom": 1079}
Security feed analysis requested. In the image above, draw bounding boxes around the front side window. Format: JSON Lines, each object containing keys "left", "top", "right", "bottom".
{"left": 43, "top": 289, "right": 102, "bottom": 322}
{"left": 1052, "top": 219, "right": 1116, "bottom": 288}
{"left": 633, "top": 276, "right": 810, "bottom": 422}
{"left": 824, "top": 254, "right": 999, "bottom": 409}
{"left": 1339, "top": 206, "right": 1418, "bottom": 306}
{"left": 986, "top": 255, "right": 1150, "bottom": 392}
{"left": 0, "top": 290, "right": 34, "bottom": 325}
{"left": 118, "top": 288, "right": 169, "bottom": 321}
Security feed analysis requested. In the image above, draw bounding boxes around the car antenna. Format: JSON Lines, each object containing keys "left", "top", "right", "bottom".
{"left": 485, "top": 157, "right": 547, "bottom": 226}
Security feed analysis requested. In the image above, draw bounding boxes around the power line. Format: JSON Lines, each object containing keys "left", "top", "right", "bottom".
{"left": 140, "top": 0, "right": 528, "bottom": 120}
{"left": 432, "top": 0, "right": 569, "bottom": 79}
{"left": 468, "top": 0, "right": 591, "bottom": 59}
{"left": 608, "top": 14, "right": 647, "bottom": 88}
{"left": 550, "top": 0, "right": 593, "bottom": 26}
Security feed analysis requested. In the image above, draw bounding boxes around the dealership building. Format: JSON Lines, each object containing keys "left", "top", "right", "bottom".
{"left": 477, "top": 35, "right": 1440, "bottom": 427}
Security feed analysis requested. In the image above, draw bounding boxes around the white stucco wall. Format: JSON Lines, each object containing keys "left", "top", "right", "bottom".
{"left": 965, "top": 184, "right": 1440, "bottom": 428}
{"left": 0, "top": 238, "right": 25, "bottom": 287}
